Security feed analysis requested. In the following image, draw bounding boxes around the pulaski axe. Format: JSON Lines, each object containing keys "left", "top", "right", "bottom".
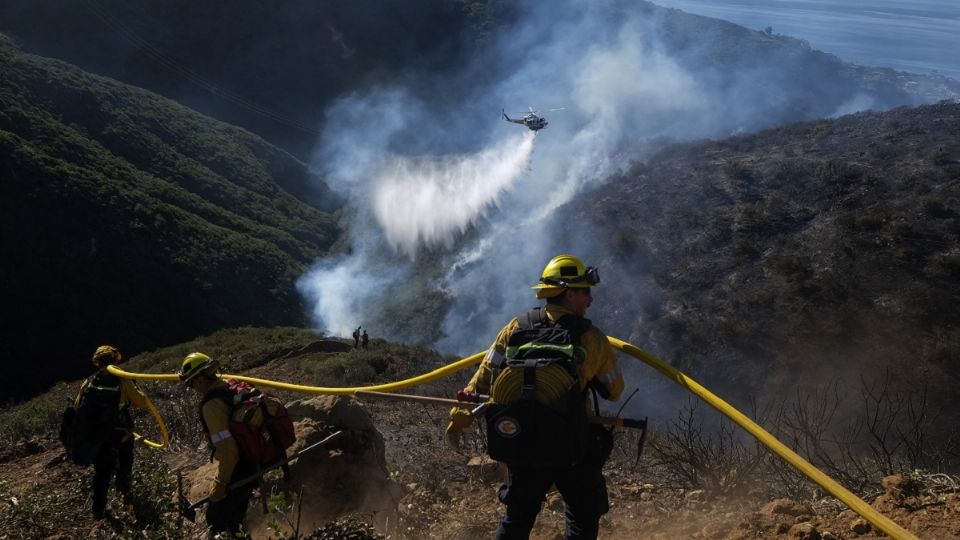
{"left": 177, "top": 430, "right": 345, "bottom": 522}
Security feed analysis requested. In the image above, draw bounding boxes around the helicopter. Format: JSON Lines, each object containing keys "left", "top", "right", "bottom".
{"left": 502, "top": 107, "right": 564, "bottom": 131}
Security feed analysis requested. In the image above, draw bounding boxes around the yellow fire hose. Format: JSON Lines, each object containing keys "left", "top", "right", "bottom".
{"left": 606, "top": 337, "right": 917, "bottom": 540}
{"left": 109, "top": 340, "right": 917, "bottom": 538}
{"left": 133, "top": 390, "right": 170, "bottom": 449}
{"left": 108, "top": 351, "right": 486, "bottom": 393}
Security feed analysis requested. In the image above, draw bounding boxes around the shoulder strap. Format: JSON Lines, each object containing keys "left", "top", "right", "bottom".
{"left": 201, "top": 386, "right": 235, "bottom": 410}
{"left": 517, "top": 307, "right": 549, "bottom": 330}
{"left": 88, "top": 368, "right": 120, "bottom": 389}
{"left": 78, "top": 369, "right": 121, "bottom": 407}
{"left": 521, "top": 359, "right": 538, "bottom": 401}
{"left": 554, "top": 314, "right": 591, "bottom": 345}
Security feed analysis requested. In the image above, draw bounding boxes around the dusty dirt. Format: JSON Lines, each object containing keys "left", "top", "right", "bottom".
{"left": 363, "top": 394, "right": 960, "bottom": 540}
{"left": 2, "top": 428, "right": 959, "bottom": 539}
{"left": 2, "top": 367, "right": 959, "bottom": 539}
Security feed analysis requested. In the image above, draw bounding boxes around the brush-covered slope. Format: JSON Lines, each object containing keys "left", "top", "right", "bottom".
{"left": 0, "top": 35, "right": 342, "bottom": 399}
{"left": 0, "top": 0, "right": 489, "bottom": 157}
{"left": 1, "top": 1, "right": 954, "bottom": 161}
{"left": 573, "top": 101, "right": 960, "bottom": 412}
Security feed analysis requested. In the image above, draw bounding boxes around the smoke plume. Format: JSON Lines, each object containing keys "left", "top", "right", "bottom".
{"left": 299, "top": 0, "right": 949, "bottom": 388}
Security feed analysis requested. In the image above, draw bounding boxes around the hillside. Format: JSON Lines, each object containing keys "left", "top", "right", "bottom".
{"left": 1, "top": 327, "right": 958, "bottom": 538}
{"left": 0, "top": 0, "right": 492, "bottom": 158}
{"left": 0, "top": 35, "right": 343, "bottom": 400}
{"left": 571, "top": 101, "right": 960, "bottom": 425}
{"left": 0, "top": 1, "right": 955, "bottom": 161}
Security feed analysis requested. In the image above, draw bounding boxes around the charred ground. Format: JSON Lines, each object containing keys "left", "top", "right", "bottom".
{"left": 569, "top": 101, "right": 960, "bottom": 434}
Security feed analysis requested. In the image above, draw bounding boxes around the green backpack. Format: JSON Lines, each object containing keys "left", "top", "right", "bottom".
{"left": 484, "top": 308, "right": 590, "bottom": 467}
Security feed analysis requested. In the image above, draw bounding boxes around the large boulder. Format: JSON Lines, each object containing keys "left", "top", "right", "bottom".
{"left": 187, "top": 394, "right": 400, "bottom": 536}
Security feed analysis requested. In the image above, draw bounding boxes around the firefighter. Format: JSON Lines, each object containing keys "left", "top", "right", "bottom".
{"left": 446, "top": 254, "right": 624, "bottom": 539}
{"left": 353, "top": 326, "right": 362, "bottom": 349}
{"left": 179, "top": 352, "right": 256, "bottom": 539}
{"left": 78, "top": 345, "right": 147, "bottom": 519}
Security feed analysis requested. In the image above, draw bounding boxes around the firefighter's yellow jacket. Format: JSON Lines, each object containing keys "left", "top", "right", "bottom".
{"left": 200, "top": 380, "right": 241, "bottom": 502}
{"left": 450, "top": 303, "right": 624, "bottom": 428}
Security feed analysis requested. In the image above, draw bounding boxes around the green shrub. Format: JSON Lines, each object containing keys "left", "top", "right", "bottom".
{"left": 0, "top": 382, "right": 74, "bottom": 447}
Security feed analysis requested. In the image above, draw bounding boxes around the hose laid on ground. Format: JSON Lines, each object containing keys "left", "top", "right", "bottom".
{"left": 606, "top": 336, "right": 918, "bottom": 540}
{"left": 109, "top": 340, "right": 917, "bottom": 538}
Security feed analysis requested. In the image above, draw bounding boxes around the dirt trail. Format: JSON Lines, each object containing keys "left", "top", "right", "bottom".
{"left": 2, "top": 398, "right": 959, "bottom": 539}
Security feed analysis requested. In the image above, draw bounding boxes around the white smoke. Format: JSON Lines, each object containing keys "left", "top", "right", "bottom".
{"left": 301, "top": 0, "right": 939, "bottom": 357}
{"left": 298, "top": 232, "right": 402, "bottom": 339}
{"left": 300, "top": 2, "right": 717, "bottom": 349}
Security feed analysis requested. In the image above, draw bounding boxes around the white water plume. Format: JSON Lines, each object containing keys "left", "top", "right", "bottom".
{"left": 371, "top": 131, "right": 535, "bottom": 257}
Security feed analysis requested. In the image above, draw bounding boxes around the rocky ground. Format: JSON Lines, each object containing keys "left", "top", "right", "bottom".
{"left": 367, "top": 397, "right": 960, "bottom": 540}
{"left": 2, "top": 352, "right": 958, "bottom": 539}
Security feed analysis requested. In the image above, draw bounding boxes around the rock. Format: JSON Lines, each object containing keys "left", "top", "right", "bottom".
{"left": 882, "top": 474, "right": 920, "bottom": 500}
{"left": 761, "top": 498, "right": 813, "bottom": 517}
{"left": 546, "top": 491, "right": 564, "bottom": 512}
{"left": 188, "top": 395, "right": 401, "bottom": 537}
{"left": 467, "top": 455, "right": 506, "bottom": 483}
{"left": 871, "top": 493, "right": 895, "bottom": 511}
{"left": 788, "top": 523, "right": 820, "bottom": 540}
{"left": 850, "top": 518, "right": 871, "bottom": 535}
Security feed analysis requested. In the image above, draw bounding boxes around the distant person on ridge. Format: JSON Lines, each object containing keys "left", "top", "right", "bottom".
{"left": 179, "top": 352, "right": 256, "bottom": 538}
{"left": 446, "top": 254, "right": 624, "bottom": 539}
{"left": 353, "top": 326, "right": 362, "bottom": 349}
{"left": 73, "top": 345, "right": 147, "bottom": 519}
{"left": 362, "top": 329, "right": 369, "bottom": 350}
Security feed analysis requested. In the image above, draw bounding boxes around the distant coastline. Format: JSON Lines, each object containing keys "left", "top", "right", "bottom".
{"left": 653, "top": 0, "right": 960, "bottom": 80}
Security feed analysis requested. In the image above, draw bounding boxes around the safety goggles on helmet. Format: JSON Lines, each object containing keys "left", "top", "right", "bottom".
{"left": 539, "top": 266, "right": 600, "bottom": 288}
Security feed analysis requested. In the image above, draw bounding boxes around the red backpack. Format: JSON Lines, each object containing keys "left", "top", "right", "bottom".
{"left": 202, "top": 379, "right": 295, "bottom": 466}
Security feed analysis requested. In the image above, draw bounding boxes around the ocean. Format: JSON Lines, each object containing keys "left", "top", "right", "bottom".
{"left": 651, "top": 0, "right": 960, "bottom": 80}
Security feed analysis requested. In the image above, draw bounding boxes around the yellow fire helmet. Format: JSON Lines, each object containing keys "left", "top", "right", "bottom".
{"left": 531, "top": 254, "right": 600, "bottom": 299}
{"left": 91, "top": 345, "right": 122, "bottom": 366}
{"left": 178, "top": 352, "right": 219, "bottom": 384}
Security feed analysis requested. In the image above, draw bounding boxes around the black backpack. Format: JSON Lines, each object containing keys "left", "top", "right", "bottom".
{"left": 484, "top": 308, "right": 591, "bottom": 467}
{"left": 59, "top": 369, "right": 129, "bottom": 465}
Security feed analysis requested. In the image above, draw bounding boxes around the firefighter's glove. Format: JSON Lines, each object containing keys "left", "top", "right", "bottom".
{"left": 445, "top": 408, "right": 473, "bottom": 451}
{"left": 209, "top": 479, "right": 228, "bottom": 503}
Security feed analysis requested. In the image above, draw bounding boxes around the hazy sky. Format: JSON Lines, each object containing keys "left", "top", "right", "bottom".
{"left": 652, "top": 0, "right": 960, "bottom": 79}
